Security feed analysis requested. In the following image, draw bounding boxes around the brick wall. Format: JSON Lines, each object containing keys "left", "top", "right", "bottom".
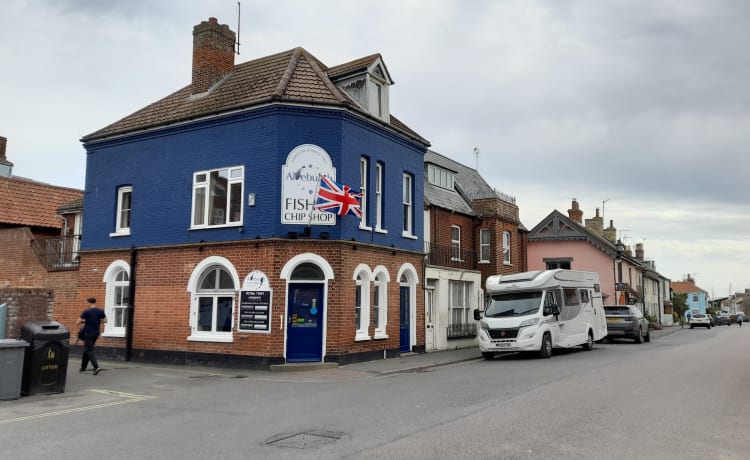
{"left": 0, "top": 288, "right": 54, "bottom": 338}
{"left": 0, "top": 228, "right": 48, "bottom": 288}
{"left": 62, "top": 239, "right": 424, "bottom": 365}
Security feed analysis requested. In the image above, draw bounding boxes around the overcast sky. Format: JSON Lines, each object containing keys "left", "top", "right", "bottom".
{"left": 2, "top": 0, "right": 748, "bottom": 298}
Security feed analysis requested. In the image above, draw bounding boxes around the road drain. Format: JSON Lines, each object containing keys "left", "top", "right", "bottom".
{"left": 265, "top": 431, "right": 347, "bottom": 449}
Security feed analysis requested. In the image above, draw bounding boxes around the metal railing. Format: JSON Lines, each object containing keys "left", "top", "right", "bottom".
{"left": 30, "top": 235, "right": 81, "bottom": 271}
{"left": 424, "top": 242, "right": 478, "bottom": 270}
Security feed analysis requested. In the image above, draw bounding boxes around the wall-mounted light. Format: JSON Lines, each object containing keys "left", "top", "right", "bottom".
{"left": 248, "top": 193, "right": 256, "bottom": 206}
{"left": 288, "top": 232, "right": 298, "bottom": 239}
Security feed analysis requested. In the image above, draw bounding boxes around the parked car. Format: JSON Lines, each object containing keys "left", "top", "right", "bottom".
{"left": 715, "top": 315, "right": 731, "bottom": 326}
{"left": 689, "top": 313, "right": 712, "bottom": 329}
{"left": 604, "top": 305, "right": 650, "bottom": 343}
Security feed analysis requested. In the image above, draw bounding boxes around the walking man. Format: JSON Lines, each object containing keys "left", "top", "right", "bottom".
{"left": 76, "top": 297, "right": 106, "bottom": 375}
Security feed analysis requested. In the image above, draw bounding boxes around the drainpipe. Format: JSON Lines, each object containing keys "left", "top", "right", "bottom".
{"left": 125, "top": 246, "right": 138, "bottom": 361}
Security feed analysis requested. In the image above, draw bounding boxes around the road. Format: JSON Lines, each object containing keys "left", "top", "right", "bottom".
{"left": 1, "top": 325, "right": 748, "bottom": 459}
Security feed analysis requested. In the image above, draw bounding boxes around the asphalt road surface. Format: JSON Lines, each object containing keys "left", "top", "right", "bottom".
{"left": 1, "top": 325, "right": 748, "bottom": 459}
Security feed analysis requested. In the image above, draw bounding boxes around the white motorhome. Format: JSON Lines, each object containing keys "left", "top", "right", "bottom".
{"left": 475, "top": 269, "right": 608, "bottom": 359}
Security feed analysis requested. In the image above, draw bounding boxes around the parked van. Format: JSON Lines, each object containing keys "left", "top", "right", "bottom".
{"left": 475, "top": 269, "right": 608, "bottom": 359}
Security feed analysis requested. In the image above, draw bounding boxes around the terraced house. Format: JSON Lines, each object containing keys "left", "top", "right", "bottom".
{"left": 55, "top": 18, "right": 431, "bottom": 368}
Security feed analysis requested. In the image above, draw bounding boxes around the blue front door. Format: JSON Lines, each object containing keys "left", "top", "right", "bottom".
{"left": 400, "top": 286, "right": 410, "bottom": 353}
{"left": 286, "top": 283, "right": 324, "bottom": 362}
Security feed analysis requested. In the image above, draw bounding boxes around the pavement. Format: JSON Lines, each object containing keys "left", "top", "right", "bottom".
{"left": 1, "top": 324, "right": 685, "bottom": 409}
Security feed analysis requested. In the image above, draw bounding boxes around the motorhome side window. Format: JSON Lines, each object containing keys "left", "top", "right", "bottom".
{"left": 544, "top": 290, "right": 561, "bottom": 307}
{"left": 563, "top": 288, "right": 579, "bottom": 306}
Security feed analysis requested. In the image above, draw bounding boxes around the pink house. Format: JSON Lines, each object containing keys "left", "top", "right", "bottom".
{"left": 527, "top": 199, "right": 644, "bottom": 307}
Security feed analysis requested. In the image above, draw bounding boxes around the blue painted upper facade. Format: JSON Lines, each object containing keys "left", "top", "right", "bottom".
{"left": 81, "top": 105, "right": 426, "bottom": 252}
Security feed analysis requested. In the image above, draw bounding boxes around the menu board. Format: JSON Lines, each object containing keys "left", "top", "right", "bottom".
{"left": 238, "top": 290, "right": 272, "bottom": 333}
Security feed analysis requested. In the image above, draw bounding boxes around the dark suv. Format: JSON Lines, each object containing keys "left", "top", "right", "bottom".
{"left": 604, "top": 305, "right": 651, "bottom": 343}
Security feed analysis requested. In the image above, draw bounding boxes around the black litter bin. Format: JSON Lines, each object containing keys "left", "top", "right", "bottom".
{"left": 21, "top": 320, "right": 69, "bottom": 395}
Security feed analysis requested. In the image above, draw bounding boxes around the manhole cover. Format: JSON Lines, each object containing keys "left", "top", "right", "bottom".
{"left": 265, "top": 431, "right": 347, "bottom": 449}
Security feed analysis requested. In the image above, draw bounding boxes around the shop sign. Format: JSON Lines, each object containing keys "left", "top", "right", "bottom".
{"left": 238, "top": 270, "right": 272, "bottom": 333}
{"left": 281, "top": 144, "right": 336, "bottom": 225}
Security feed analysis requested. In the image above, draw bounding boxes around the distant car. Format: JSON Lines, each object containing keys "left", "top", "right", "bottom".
{"left": 604, "top": 305, "right": 651, "bottom": 343}
{"left": 690, "top": 313, "right": 712, "bottom": 329}
{"left": 715, "top": 315, "right": 731, "bottom": 326}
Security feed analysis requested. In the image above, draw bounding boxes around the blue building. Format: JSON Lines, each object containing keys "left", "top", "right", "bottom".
{"left": 72, "top": 18, "right": 430, "bottom": 368}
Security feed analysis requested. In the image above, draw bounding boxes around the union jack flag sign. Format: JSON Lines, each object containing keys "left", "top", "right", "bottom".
{"left": 315, "top": 176, "right": 363, "bottom": 218}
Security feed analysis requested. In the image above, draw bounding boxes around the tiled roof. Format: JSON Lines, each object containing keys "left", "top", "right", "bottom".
{"left": 671, "top": 281, "right": 707, "bottom": 294}
{"left": 81, "top": 48, "right": 427, "bottom": 146}
{"left": 57, "top": 196, "right": 83, "bottom": 214}
{"left": 327, "top": 54, "right": 385, "bottom": 80}
{"left": 0, "top": 175, "right": 83, "bottom": 229}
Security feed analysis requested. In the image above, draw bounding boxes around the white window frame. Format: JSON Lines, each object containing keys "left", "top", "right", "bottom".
{"left": 373, "top": 266, "right": 390, "bottom": 339}
{"left": 451, "top": 225, "right": 462, "bottom": 261}
{"left": 375, "top": 162, "right": 386, "bottom": 233}
{"left": 191, "top": 166, "right": 244, "bottom": 229}
{"left": 503, "top": 230, "right": 512, "bottom": 265}
{"left": 111, "top": 186, "right": 132, "bottom": 236}
{"left": 402, "top": 173, "right": 414, "bottom": 238}
{"left": 187, "top": 256, "right": 240, "bottom": 343}
{"left": 479, "top": 228, "right": 490, "bottom": 263}
{"left": 359, "top": 157, "right": 371, "bottom": 230}
{"left": 354, "top": 265, "right": 372, "bottom": 341}
{"left": 102, "top": 260, "right": 130, "bottom": 338}
{"left": 449, "top": 280, "right": 471, "bottom": 327}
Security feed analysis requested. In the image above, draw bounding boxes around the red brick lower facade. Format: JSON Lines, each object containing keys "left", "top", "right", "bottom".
{"left": 55, "top": 239, "right": 424, "bottom": 368}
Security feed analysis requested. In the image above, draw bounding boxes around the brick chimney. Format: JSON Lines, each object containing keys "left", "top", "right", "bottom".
{"left": 0, "top": 136, "right": 13, "bottom": 178}
{"left": 192, "top": 17, "right": 236, "bottom": 95}
{"left": 585, "top": 207, "right": 604, "bottom": 235}
{"left": 635, "top": 242, "right": 644, "bottom": 261}
{"left": 567, "top": 198, "right": 583, "bottom": 224}
{"left": 603, "top": 219, "right": 616, "bottom": 243}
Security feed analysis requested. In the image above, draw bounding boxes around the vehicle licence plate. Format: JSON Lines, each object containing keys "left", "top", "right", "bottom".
{"left": 607, "top": 318, "right": 623, "bottom": 323}
{"left": 494, "top": 342, "right": 511, "bottom": 348}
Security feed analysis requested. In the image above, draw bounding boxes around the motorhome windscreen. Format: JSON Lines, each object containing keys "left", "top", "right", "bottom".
{"left": 485, "top": 292, "right": 542, "bottom": 317}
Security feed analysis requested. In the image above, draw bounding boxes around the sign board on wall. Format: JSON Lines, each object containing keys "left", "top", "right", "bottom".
{"left": 238, "top": 270, "right": 272, "bottom": 333}
{"left": 281, "top": 144, "right": 337, "bottom": 225}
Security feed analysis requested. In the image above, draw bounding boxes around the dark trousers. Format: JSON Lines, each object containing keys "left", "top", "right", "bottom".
{"left": 81, "top": 335, "right": 99, "bottom": 370}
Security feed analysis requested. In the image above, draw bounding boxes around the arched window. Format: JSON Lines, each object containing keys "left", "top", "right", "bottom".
{"left": 353, "top": 265, "right": 372, "bottom": 341}
{"left": 102, "top": 260, "right": 130, "bottom": 337}
{"left": 196, "top": 266, "right": 235, "bottom": 333}
{"left": 291, "top": 263, "right": 325, "bottom": 280}
{"left": 187, "top": 257, "right": 239, "bottom": 342}
{"left": 373, "top": 266, "right": 390, "bottom": 339}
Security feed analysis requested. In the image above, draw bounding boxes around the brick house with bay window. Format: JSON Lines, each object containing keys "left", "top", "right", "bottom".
{"left": 56, "top": 18, "right": 431, "bottom": 368}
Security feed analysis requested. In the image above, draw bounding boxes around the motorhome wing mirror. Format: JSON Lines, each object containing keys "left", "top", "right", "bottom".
{"left": 473, "top": 309, "right": 482, "bottom": 321}
{"left": 544, "top": 305, "right": 561, "bottom": 316}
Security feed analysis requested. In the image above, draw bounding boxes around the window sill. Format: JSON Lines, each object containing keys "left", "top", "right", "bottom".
{"left": 503, "top": 262, "right": 512, "bottom": 266}
{"left": 401, "top": 232, "right": 418, "bottom": 240}
{"left": 189, "top": 222, "right": 243, "bottom": 231}
{"left": 375, "top": 228, "right": 388, "bottom": 234}
{"left": 478, "top": 261, "right": 490, "bottom": 264}
{"left": 359, "top": 224, "right": 372, "bottom": 231}
{"left": 373, "top": 333, "right": 389, "bottom": 340}
{"left": 354, "top": 333, "right": 371, "bottom": 342}
{"left": 188, "top": 334, "right": 233, "bottom": 343}
{"left": 109, "top": 230, "right": 131, "bottom": 237}
{"left": 102, "top": 331, "right": 126, "bottom": 338}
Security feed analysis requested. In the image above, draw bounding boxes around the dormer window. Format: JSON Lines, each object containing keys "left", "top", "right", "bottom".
{"left": 330, "top": 56, "right": 392, "bottom": 122}
{"left": 427, "top": 164, "right": 455, "bottom": 190}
